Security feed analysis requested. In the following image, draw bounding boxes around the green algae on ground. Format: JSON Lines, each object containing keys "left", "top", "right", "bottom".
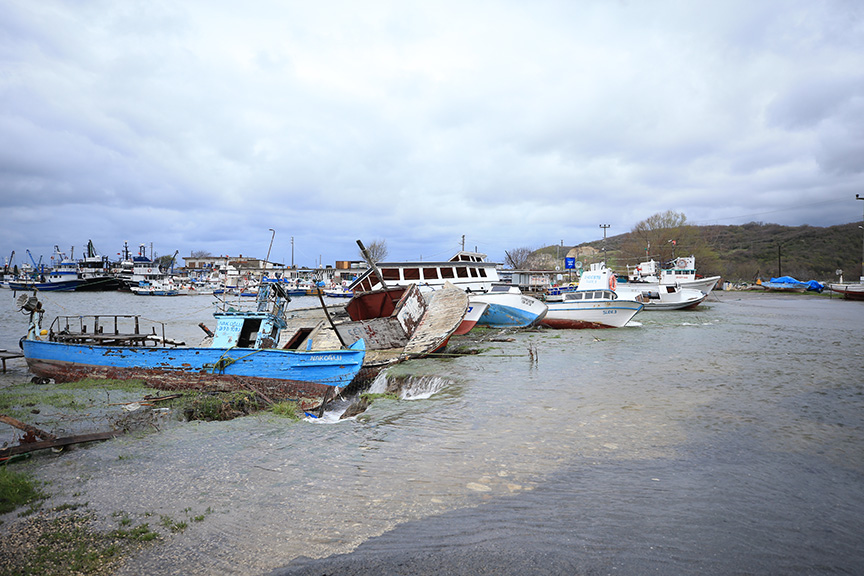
{"left": 0, "top": 512, "right": 161, "bottom": 576}
{"left": 269, "top": 401, "right": 302, "bottom": 420}
{"left": 164, "top": 390, "right": 264, "bottom": 421}
{"left": 0, "top": 467, "right": 47, "bottom": 515}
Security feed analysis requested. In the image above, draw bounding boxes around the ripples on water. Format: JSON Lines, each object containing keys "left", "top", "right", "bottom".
{"left": 1, "top": 291, "right": 863, "bottom": 575}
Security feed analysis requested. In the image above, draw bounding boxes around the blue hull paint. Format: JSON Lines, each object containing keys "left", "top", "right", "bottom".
{"left": 22, "top": 338, "right": 365, "bottom": 389}
{"left": 8, "top": 280, "right": 81, "bottom": 292}
{"left": 477, "top": 303, "right": 543, "bottom": 328}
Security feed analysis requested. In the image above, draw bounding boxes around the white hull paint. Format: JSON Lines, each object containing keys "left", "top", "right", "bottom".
{"left": 542, "top": 300, "right": 642, "bottom": 328}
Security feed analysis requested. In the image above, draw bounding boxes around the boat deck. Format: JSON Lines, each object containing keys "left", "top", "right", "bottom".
{"left": 49, "top": 333, "right": 170, "bottom": 346}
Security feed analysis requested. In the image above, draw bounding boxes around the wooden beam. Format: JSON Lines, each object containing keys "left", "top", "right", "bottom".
{"left": 0, "top": 431, "right": 122, "bottom": 458}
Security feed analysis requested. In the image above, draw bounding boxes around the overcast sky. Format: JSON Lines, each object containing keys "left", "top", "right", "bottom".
{"left": 2, "top": 0, "right": 863, "bottom": 268}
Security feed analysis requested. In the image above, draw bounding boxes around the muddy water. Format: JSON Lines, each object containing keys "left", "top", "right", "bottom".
{"left": 1, "top": 290, "right": 863, "bottom": 575}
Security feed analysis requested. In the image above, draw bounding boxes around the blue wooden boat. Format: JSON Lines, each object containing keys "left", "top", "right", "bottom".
{"left": 17, "top": 284, "right": 366, "bottom": 410}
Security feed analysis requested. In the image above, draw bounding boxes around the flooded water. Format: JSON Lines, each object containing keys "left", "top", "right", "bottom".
{"left": 1, "top": 289, "right": 863, "bottom": 575}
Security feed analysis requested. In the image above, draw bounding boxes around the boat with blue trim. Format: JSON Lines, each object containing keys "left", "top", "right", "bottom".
{"left": 541, "top": 263, "right": 643, "bottom": 329}
{"left": 17, "top": 283, "right": 366, "bottom": 410}
{"left": 469, "top": 285, "right": 547, "bottom": 328}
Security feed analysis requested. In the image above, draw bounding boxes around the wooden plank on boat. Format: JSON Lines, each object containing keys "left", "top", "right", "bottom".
{"left": 0, "top": 431, "right": 122, "bottom": 458}
{"left": 402, "top": 282, "right": 468, "bottom": 358}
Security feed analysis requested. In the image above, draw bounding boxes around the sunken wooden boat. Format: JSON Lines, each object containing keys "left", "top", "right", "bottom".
{"left": 281, "top": 282, "right": 468, "bottom": 369}
{"left": 17, "top": 285, "right": 366, "bottom": 410}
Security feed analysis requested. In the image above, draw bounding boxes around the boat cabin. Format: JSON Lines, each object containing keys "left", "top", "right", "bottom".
{"left": 348, "top": 251, "right": 500, "bottom": 293}
{"left": 210, "top": 283, "right": 290, "bottom": 349}
{"left": 211, "top": 312, "right": 284, "bottom": 349}
{"left": 563, "top": 290, "right": 618, "bottom": 301}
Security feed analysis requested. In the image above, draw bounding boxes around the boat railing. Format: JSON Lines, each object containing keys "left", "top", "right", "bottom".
{"left": 48, "top": 315, "right": 181, "bottom": 347}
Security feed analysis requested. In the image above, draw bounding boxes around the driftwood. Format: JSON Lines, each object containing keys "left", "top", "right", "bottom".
{"left": 0, "top": 414, "right": 57, "bottom": 441}
{"left": 108, "top": 393, "right": 184, "bottom": 406}
{"left": 0, "top": 431, "right": 121, "bottom": 458}
{"left": 241, "top": 382, "right": 275, "bottom": 406}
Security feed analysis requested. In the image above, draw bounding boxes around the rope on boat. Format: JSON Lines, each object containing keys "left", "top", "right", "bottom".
{"left": 208, "top": 347, "right": 265, "bottom": 373}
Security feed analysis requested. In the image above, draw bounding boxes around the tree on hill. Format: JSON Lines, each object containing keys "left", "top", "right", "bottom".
{"left": 620, "top": 211, "right": 720, "bottom": 276}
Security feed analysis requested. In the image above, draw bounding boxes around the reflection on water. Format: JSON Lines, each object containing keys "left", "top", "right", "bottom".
{"left": 1, "top": 291, "right": 863, "bottom": 574}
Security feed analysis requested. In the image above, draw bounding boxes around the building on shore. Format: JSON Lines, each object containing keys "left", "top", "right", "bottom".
{"left": 180, "top": 255, "right": 370, "bottom": 285}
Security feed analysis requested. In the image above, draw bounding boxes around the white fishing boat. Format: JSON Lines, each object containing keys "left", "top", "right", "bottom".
{"left": 614, "top": 283, "right": 708, "bottom": 310}
{"left": 131, "top": 277, "right": 185, "bottom": 296}
{"left": 541, "top": 263, "right": 643, "bottom": 329}
{"left": 626, "top": 256, "right": 720, "bottom": 293}
{"left": 469, "top": 285, "right": 547, "bottom": 328}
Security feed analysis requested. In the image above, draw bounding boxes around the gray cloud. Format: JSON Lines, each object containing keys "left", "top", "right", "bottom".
{"left": 2, "top": 0, "right": 863, "bottom": 268}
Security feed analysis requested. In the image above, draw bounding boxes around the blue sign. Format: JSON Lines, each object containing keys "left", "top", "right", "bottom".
{"left": 565, "top": 257, "right": 575, "bottom": 269}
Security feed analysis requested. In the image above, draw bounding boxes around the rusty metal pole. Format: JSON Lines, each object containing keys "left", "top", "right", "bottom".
{"left": 356, "top": 239, "right": 388, "bottom": 289}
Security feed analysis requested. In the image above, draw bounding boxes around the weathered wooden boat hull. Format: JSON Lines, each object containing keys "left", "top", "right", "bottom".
{"left": 22, "top": 339, "right": 365, "bottom": 409}
{"left": 330, "top": 283, "right": 468, "bottom": 366}
{"left": 541, "top": 301, "right": 643, "bottom": 329}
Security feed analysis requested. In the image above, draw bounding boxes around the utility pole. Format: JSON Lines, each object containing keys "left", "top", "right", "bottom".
{"left": 599, "top": 224, "right": 610, "bottom": 257}
{"left": 461, "top": 235, "right": 465, "bottom": 252}
{"left": 857, "top": 194, "right": 864, "bottom": 282}
{"left": 777, "top": 243, "right": 782, "bottom": 278}
{"left": 291, "top": 236, "right": 294, "bottom": 269}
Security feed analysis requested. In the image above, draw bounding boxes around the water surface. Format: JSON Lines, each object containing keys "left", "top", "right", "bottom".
{"left": 1, "top": 290, "right": 862, "bottom": 575}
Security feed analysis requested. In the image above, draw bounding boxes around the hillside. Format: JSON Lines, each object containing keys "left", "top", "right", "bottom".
{"left": 536, "top": 221, "right": 863, "bottom": 282}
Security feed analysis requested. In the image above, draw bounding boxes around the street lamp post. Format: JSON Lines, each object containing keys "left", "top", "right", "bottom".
{"left": 599, "top": 224, "right": 610, "bottom": 257}
{"left": 777, "top": 243, "right": 782, "bottom": 278}
{"left": 266, "top": 228, "right": 275, "bottom": 265}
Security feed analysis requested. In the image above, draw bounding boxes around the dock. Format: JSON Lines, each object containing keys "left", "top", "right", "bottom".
{"left": 0, "top": 349, "right": 24, "bottom": 373}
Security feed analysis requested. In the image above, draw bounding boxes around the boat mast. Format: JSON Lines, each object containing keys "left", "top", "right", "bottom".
{"left": 356, "top": 239, "right": 388, "bottom": 289}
